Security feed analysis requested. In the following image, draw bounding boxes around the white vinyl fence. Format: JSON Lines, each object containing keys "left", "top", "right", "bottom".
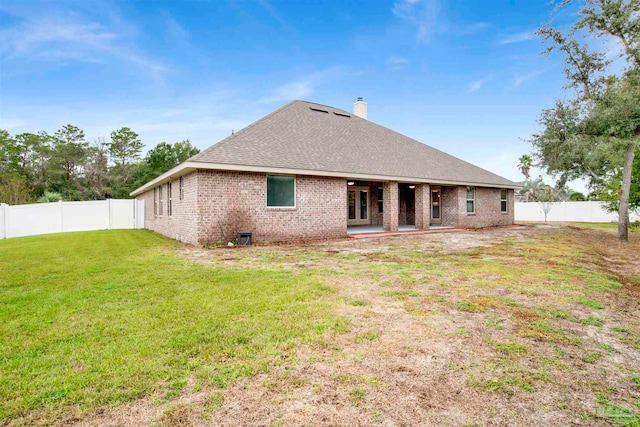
{"left": 0, "top": 199, "right": 145, "bottom": 239}
{"left": 515, "top": 201, "right": 640, "bottom": 223}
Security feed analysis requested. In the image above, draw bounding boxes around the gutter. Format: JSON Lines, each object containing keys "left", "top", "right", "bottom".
{"left": 130, "top": 161, "right": 521, "bottom": 196}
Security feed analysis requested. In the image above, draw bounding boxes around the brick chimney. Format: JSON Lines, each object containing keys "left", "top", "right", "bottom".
{"left": 353, "top": 97, "right": 367, "bottom": 119}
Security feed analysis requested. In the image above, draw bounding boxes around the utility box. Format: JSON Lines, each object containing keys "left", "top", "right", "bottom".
{"left": 238, "top": 232, "right": 253, "bottom": 245}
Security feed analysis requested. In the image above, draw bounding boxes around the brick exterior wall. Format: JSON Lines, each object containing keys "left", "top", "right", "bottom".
{"left": 196, "top": 171, "right": 346, "bottom": 243}
{"left": 137, "top": 171, "right": 514, "bottom": 245}
{"left": 383, "top": 181, "right": 399, "bottom": 232}
{"left": 415, "top": 183, "right": 430, "bottom": 230}
{"left": 440, "top": 186, "right": 459, "bottom": 227}
{"left": 456, "top": 186, "right": 514, "bottom": 228}
{"left": 138, "top": 171, "right": 200, "bottom": 245}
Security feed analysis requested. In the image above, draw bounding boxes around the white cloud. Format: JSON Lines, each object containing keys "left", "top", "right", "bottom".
{"left": 386, "top": 55, "right": 409, "bottom": 70}
{"left": 0, "top": 11, "right": 167, "bottom": 82}
{"left": 512, "top": 69, "right": 544, "bottom": 88}
{"left": 452, "top": 22, "right": 491, "bottom": 36}
{"left": 392, "top": 0, "right": 439, "bottom": 44}
{"left": 498, "top": 31, "right": 537, "bottom": 45}
{"left": 467, "top": 80, "right": 483, "bottom": 93}
{"left": 257, "top": 66, "right": 347, "bottom": 104}
{"left": 391, "top": 1, "right": 489, "bottom": 44}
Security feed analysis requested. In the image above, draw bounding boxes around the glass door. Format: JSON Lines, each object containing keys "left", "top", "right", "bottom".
{"left": 431, "top": 187, "right": 441, "bottom": 224}
{"left": 347, "top": 187, "right": 370, "bottom": 225}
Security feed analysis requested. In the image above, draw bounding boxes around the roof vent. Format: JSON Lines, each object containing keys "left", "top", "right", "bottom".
{"left": 334, "top": 112, "right": 351, "bottom": 118}
{"left": 310, "top": 107, "right": 329, "bottom": 113}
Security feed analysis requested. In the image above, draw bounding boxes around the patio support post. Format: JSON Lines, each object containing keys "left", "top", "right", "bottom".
{"left": 415, "top": 183, "right": 430, "bottom": 230}
{"left": 383, "top": 181, "right": 399, "bottom": 232}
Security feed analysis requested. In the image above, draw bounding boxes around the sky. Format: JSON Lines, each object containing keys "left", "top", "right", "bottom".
{"left": 0, "top": 0, "right": 591, "bottom": 189}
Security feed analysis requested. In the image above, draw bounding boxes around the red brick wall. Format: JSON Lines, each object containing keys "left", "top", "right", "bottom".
{"left": 137, "top": 171, "right": 200, "bottom": 245}
{"left": 440, "top": 186, "right": 459, "bottom": 227}
{"left": 137, "top": 171, "right": 513, "bottom": 244}
{"left": 456, "top": 186, "right": 514, "bottom": 228}
{"left": 415, "top": 183, "right": 430, "bottom": 230}
{"left": 197, "top": 171, "right": 347, "bottom": 243}
{"left": 383, "top": 181, "right": 399, "bottom": 232}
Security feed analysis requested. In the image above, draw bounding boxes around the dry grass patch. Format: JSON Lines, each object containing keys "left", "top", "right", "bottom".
{"left": 4, "top": 226, "right": 640, "bottom": 426}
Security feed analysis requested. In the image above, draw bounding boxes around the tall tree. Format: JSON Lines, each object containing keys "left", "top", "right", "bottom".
{"left": 107, "top": 127, "right": 143, "bottom": 196}
{"left": 135, "top": 140, "right": 199, "bottom": 187}
{"left": 85, "top": 138, "right": 109, "bottom": 199}
{"left": 532, "top": 0, "right": 640, "bottom": 241}
{"left": 50, "top": 125, "right": 89, "bottom": 199}
{"left": 0, "top": 130, "right": 18, "bottom": 175}
{"left": 108, "top": 127, "right": 142, "bottom": 171}
{"left": 518, "top": 154, "right": 533, "bottom": 180}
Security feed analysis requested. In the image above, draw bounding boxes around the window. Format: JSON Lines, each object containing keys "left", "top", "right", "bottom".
{"left": 167, "top": 181, "right": 172, "bottom": 217}
{"left": 179, "top": 176, "right": 184, "bottom": 200}
{"left": 159, "top": 185, "right": 163, "bottom": 215}
{"left": 501, "top": 189, "right": 508, "bottom": 213}
{"left": 153, "top": 187, "right": 158, "bottom": 215}
{"left": 466, "top": 187, "right": 475, "bottom": 213}
{"left": 378, "top": 187, "right": 383, "bottom": 213}
{"left": 267, "top": 175, "right": 295, "bottom": 207}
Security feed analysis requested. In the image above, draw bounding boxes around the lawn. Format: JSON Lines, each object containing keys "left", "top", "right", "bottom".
{"left": 0, "top": 231, "right": 339, "bottom": 425}
{"left": 1, "top": 226, "right": 639, "bottom": 426}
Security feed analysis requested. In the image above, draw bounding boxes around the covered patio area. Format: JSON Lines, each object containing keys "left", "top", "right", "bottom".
{"left": 346, "top": 180, "right": 457, "bottom": 233}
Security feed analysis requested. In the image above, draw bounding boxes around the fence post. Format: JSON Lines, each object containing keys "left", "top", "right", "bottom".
{"left": 107, "top": 198, "right": 111, "bottom": 230}
{"left": 0, "top": 203, "right": 6, "bottom": 239}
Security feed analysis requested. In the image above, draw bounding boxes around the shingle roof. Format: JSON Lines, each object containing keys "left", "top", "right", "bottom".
{"left": 189, "top": 100, "right": 516, "bottom": 188}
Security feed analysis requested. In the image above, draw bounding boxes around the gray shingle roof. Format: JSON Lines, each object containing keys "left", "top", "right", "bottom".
{"left": 189, "top": 100, "right": 516, "bottom": 187}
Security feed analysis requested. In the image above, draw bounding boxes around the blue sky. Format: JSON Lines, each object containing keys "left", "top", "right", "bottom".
{"left": 0, "top": 0, "right": 587, "bottom": 187}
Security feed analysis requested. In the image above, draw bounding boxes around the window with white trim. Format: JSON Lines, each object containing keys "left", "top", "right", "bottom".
{"left": 179, "top": 176, "right": 184, "bottom": 200}
{"left": 159, "top": 185, "right": 163, "bottom": 216}
{"left": 267, "top": 175, "right": 295, "bottom": 207}
{"left": 168, "top": 181, "right": 173, "bottom": 216}
{"left": 466, "top": 187, "right": 475, "bottom": 213}
{"left": 501, "top": 189, "right": 508, "bottom": 213}
{"left": 153, "top": 187, "right": 158, "bottom": 215}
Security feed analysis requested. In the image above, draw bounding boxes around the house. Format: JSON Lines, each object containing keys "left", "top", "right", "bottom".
{"left": 131, "top": 99, "right": 518, "bottom": 245}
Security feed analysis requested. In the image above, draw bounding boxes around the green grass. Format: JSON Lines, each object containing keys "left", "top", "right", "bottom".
{"left": 0, "top": 230, "right": 337, "bottom": 422}
{"left": 577, "top": 298, "right": 605, "bottom": 309}
{"left": 567, "top": 222, "right": 620, "bottom": 230}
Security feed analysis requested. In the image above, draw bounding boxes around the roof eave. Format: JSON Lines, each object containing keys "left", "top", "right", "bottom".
{"left": 131, "top": 161, "right": 520, "bottom": 196}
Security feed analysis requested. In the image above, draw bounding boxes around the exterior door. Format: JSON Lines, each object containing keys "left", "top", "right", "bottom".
{"left": 431, "top": 187, "right": 442, "bottom": 224}
{"left": 347, "top": 187, "right": 370, "bottom": 226}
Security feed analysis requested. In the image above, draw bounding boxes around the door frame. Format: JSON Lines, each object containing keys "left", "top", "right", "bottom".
{"left": 431, "top": 186, "right": 442, "bottom": 225}
{"left": 347, "top": 186, "right": 371, "bottom": 226}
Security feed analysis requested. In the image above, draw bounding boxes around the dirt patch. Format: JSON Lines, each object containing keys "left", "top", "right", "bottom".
{"left": 58, "top": 226, "right": 640, "bottom": 426}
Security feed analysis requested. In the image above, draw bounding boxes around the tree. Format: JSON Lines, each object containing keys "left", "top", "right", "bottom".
{"left": 518, "top": 154, "right": 533, "bottom": 180}
{"left": 569, "top": 191, "right": 587, "bottom": 201}
{"left": 135, "top": 140, "right": 199, "bottom": 187}
{"left": 537, "top": 185, "right": 562, "bottom": 222}
{"left": 107, "top": 128, "right": 143, "bottom": 198}
{"left": 85, "top": 139, "right": 109, "bottom": 199}
{"left": 0, "top": 174, "right": 33, "bottom": 205}
{"left": 50, "top": 125, "right": 89, "bottom": 199}
{"left": 532, "top": 0, "right": 640, "bottom": 241}
{"left": 519, "top": 177, "right": 547, "bottom": 202}
{"left": 0, "top": 130, "right": 18, "bottom": 174}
